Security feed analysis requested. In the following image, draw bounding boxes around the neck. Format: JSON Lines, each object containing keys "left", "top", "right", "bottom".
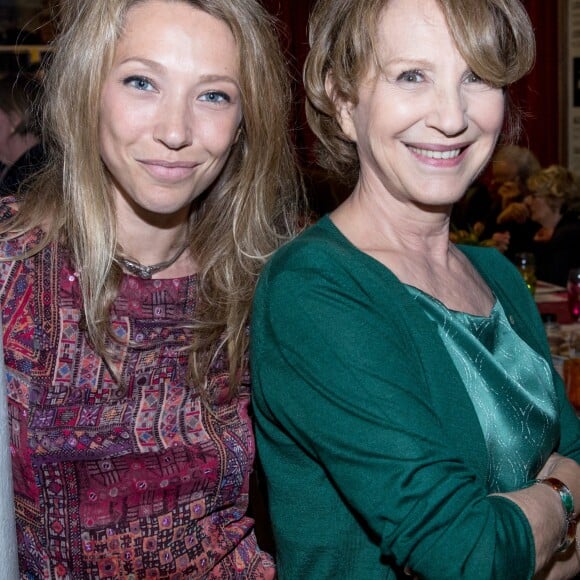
{"left": 117, "top": 217, "right": 190, "bottom": 264}
{"left": 332, "top": 186, "right": 453, "bottom": 260}
{"left": 116, "top": 221, "right": 195, "bottom": 278}
{"left": 115, "top": 241, "right": 190, "bottom": 279}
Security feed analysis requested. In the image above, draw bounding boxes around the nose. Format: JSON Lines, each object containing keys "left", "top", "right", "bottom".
{"left": 153, "top": 94, "right": 193, "bottom": 150}
{"left": 425, "top": 84, "right": 468, "bottom": 137}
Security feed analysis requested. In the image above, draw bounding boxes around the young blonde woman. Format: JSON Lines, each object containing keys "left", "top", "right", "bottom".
{"left": 0, "top": 0, "right": 300, "bottom": 576}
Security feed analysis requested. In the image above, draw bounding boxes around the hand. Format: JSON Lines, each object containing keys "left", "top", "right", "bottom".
{"left": 537, "top": 454, "right": 580, "bottom": 516}
{"left": 498, "top": 181, "right": 522, "bottom": 206}
{"left": 534, "top": 227, "right": 554, "bottom": 242}
{"left": 533, "top": 530, "right": 579, "bottom": 579}
{"left": 482, "top": 231, "right": 510, "bottom": 253}
{"left": 497, "top": 202, "right": 529, "bottom": 224}
{"left": 536, "top": 453, "right": 566, "bottom": 479}
{"left": 533, "top": 455, "right": 580, "bottom": 579}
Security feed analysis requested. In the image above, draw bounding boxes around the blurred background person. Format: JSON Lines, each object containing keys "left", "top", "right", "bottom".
{"left": 525, "top": 164, "right": 580, "bottom": 286}
{"left": 0, "top": 72, "right": 45, "bottom": 197}
{"left": 452, "top": 144, "right": 541, "bottom": 256}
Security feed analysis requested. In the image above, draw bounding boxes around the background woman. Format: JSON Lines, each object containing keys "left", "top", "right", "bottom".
{"left": 251, "top": 0, "right": 580, "bottom": 578}
{"left": 0, "top": 72, "right": 45, "bottom": 197}
{"left": 525, "top": 164, "right": 580, "bottom": 286}
{"left": 0, "top": 0, "right": 299, "bottom": 576}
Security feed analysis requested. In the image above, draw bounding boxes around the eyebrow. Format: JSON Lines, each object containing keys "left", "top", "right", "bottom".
{"left": 117, "top": 57, "right": 240, "bottom": 85}
{"left": 382, "top": 57, "right": 433, "bottom": 69}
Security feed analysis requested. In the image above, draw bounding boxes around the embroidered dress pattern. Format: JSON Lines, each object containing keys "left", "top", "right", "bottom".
{"left": 0, "top": 205, "right": 273, "bottom": 578}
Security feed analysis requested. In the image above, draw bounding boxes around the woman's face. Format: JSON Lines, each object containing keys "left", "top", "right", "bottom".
{"left": 99, "top": 0, "right": 242, "bottom": 225}
{"left": 525, "top": 194, "right": 560, "bottom": 226}
{"left": 337, "top": 0, "right": 505, "bottom": 210}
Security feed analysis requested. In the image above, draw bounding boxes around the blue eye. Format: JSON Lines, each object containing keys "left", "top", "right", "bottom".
{"left": 199, "top": 91, "right": 230, "bottom": 104}
{"left": 124, "top": 76, "right": 154, "bottom": 91}
{"left": 397, "top": 70, "right": 423, "bottom": 83}
{"left": 465, "top": 71, "right": 483, "bottom": 84}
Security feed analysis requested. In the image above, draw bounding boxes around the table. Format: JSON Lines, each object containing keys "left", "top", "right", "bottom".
{"left": 535, "top": 281, "right": 572, "bottom": 324}
{"left": 534, "top": 282, "right": 580, "bottom": 413}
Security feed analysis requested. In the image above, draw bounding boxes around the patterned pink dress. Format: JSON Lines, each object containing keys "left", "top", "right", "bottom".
{"left": 0, "top": 209, "right": 274, "bottom": 578}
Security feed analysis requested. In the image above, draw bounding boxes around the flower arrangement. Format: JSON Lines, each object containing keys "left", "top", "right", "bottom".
{"left": 450, "top": 222, "right": 486, "bottom": 245}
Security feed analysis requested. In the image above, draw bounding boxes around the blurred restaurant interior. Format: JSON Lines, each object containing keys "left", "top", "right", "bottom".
{"left": 0, "top": 3, "right": 577, "bottom": 428}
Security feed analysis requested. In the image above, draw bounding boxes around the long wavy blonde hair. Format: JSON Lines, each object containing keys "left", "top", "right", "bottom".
{"left": 2, "top": 0, "right": 302, "bottom": 396}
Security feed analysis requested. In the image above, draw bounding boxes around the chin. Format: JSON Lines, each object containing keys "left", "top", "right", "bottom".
{"left": 417, "top": 190, "right": 465, "bottom": 206}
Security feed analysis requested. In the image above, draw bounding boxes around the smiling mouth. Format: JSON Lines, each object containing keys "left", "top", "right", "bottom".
{"left": 141, "top": 159, "right": 197, "bottom": 169}
{"left": 407, "top": 146, "right": 463, "bottom": 160}
{"left": 139, "top": 159, "right": 199, "bottom": 181}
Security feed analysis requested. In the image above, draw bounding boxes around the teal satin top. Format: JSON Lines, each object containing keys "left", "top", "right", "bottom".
{"left": 407, "top": 288, "right": 559, "bottom": 492}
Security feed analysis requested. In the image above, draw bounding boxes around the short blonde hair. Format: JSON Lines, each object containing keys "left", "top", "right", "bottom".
{"left": 304, "top": 0, "right": 536, "bottom": 185}
{"left": 527, "top": 165, "right": 580, "bottom": 212}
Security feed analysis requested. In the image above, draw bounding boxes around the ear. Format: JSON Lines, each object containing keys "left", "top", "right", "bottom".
{"left": 325, "top": 72, "right": 357, "bottom": 143}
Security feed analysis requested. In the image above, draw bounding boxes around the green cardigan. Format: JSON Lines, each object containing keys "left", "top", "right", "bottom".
{"left": 251, "top": 216, "right": 580, "bottom": 579}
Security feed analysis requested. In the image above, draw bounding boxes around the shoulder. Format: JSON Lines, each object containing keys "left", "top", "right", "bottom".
{"left": 260, "top": 216, "right": 399, "bottom": 290}
{"left": 256, "top": 216, "right": 410, "bottom": 320}
{"left": 458, "top": 244, "right": 520, "bottom": 282}
{"left": 265, "top": 217, "right": 347, "bottom": 271}
{"left": 0, "top": 197, "right": 19, "bottom": 222}
{"left": 253, "top": 217, "right": 415, "bottom": 334}
{"left": 0, "top": 197, "right": 44, "bottom": 260}
{"left": 256, "top": 218, "right": 344, "bottom": 304}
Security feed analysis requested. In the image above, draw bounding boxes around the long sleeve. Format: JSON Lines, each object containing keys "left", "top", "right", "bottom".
{"left": 251, "top": 220, "right": 543, "bottom": 579}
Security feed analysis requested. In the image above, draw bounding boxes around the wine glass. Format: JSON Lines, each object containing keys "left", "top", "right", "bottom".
{"left": 563, "top": 328, "right": 580, "bottom": 411}
{"left": 567, "top": 268, "right": 580, "bottom": 322}
{"left": 513, "top": 252, "right": 536, "bottom": 295}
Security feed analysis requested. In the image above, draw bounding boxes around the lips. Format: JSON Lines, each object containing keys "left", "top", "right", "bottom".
{"left": 138, "top": 159, "right": 199, "bottom": 181}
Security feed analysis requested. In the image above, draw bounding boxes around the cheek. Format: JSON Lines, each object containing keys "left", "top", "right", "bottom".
{"left": 197, "top": 114, "right": 240, "bottom": 155}
{"left": 475, "top": 93, "right": 505, "bottom": 133}
{"left": 99, "top": 105, "right": 144, "bottom": 159}
{"left": 99, "top": 85, "right": 145, "bottom": 148}
{"left": 539, "top": 201, "right": 550, "bottom": 214}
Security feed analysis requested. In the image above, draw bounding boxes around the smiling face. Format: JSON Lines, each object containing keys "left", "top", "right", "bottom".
{"left": 99, "top": 0, "right": 242, "bottom": 226}
{"left": 336, "top": 0, "right": 505, "bottom": 211}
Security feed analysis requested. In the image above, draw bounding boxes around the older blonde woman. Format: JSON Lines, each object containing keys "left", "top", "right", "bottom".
{"left": 251, "top": 0, "right": 580, "bottom": 578}
{"left": 0, "top": 0, "right": 300, "bottom": 576}
{"left": 524, "top": 165, "right": 580, "bottom": 285}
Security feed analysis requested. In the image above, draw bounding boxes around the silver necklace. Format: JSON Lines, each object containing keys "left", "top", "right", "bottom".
{"left": 115, "top": 244, "right": 188, "bottom": 279}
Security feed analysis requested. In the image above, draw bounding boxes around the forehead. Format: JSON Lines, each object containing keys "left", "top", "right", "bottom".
{"left": 114, "top": 0, "right": 240, "bottom": 73}
{"left": 376, "top": 0, "right": 449, "bottom": 54}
